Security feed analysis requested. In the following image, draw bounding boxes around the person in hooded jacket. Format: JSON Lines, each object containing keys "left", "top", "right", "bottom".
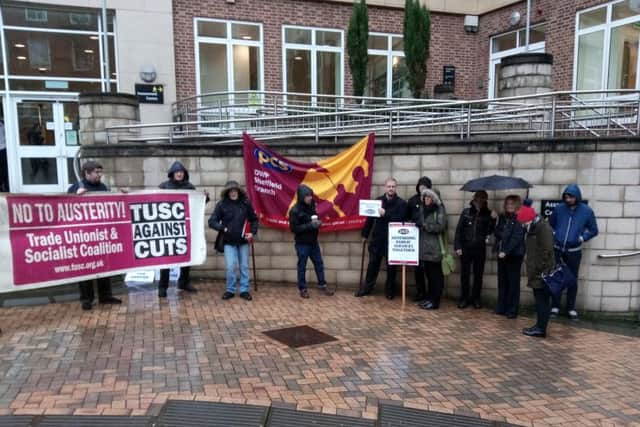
{"left": 356, "top": 177, "right": 407, "bottom": 299}
{"left": 209, "top": 181, "right": 258, "bottom": 301}
{"left": 405, "top": 176, "right": 433, "bottom": 302}
{"left": 413, "top": 188, "right": 447, "bottom": 310}
{"left": 549, "top": 184, "right": 598, "bottom": 320}
{"left": 494, "top": 195, "right": 525, "bottom": 318}
{"left": 454, "top": 191, "right": 496, "bottom": 309}
{"left": 288, "top": 185, "right": 335, "bottom": 298}
{"left": 157, "top": 161, "right": 209, "bottom": 297}
{"left": 518, "top": 204, "right": 555, "bottom": 338}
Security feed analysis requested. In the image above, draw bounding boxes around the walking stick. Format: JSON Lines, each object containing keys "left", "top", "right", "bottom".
{"left": 358, "top": 239, "right": 367, "bottom": 293}
{"left": 251, "top": 240, "right": 258, "bottom": 291}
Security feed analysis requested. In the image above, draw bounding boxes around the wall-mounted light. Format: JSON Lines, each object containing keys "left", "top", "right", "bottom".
{"left": 84, "top": 49, "right": 94, "bottom": 53}
{"left": 38, "top": 67, "right": 47, "bottom": 71}
{"left": 89, "top": 35, "right": 99, "bottom": 40}
{"left": 241, "top": 35, "right": 252, "bottom": 40}
{"left": 16, "top": 56, "right": 26, "bottom": 60}
{"left": 139, "top": 64, "right": 157, "bottom": 83}
{"left": 464, "top": 15, "right": 478, "bottom": 33}
{"left": 14, "top": 43, "right": 25, "bottom": 48}
{"left": 294, "top": 56, "right": 303, "bottom": 60}
{"left": 508, "top": 11, "right": 521, "bottom": 26}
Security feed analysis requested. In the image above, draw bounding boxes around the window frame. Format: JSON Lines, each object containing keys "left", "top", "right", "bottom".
{"left": 366, "top": 32, "right": 408, "bottom": 99}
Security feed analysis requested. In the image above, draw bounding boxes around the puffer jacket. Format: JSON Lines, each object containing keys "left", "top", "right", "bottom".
{"left": 454, "top": 202, "right": 495, "bottom": 250}
{"left": 288, "top": 185, "right": 319, "bottom": 245}
{"left": 549, "top": 184, "right": 598, "bottom": 252}
{"left": 413, "top": 189, "right": 447, "bottom": 262}
{"left": 525, "top": 217, "right": 555, "bottom": 289}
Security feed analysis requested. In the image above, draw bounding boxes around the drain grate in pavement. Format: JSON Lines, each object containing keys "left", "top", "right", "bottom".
{"left": 262, "top": 325, "right": 338, "bottom": 348}
{"left": 36, "top": 415, "right": 153, "bottom": 426}
{"left": 155, "top": 400, "right": 269, "bottom": 427}
{"left": 378, "top": 404, "right": 517, "bottom": 427}
{"left": 0, "top": 416, "right": 33, "bottom": 427}
{"left": 268, "top": 407, "right": 374, "bottom": 427}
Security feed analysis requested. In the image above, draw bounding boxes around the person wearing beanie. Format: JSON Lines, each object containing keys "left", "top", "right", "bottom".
{"left": 518, "top": 204, "right": 555, "bottom": 338}
{"left": 548, "top": 184, "right": 598, "bottom": 320}
{"left": 157, "top": 161, "right": 210, "bottom": 297}
{"left": 405, "top": 176, "right": 433, "bottom": 302}
{"left": 454, "top": 190, "right": 496, "bottom": 309}
{"left": 494, "top": 195, "right": 525, "bottom": 318}
{"left": 209, "top": 181, "right": 259, "bottom": 301}
{"left": 413, "top": 188, "right": 447, "bottom": 310}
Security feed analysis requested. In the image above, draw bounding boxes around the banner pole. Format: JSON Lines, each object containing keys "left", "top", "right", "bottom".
{"left": 251, "top": 241, "right": 258, "bottom": 291}
{"left": 402, "top": 264, "right": 406, "bottom": 308}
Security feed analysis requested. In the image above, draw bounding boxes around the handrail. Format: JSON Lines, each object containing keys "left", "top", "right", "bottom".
{"left": 598, "top": 251, "right": 640, "bottom": 259}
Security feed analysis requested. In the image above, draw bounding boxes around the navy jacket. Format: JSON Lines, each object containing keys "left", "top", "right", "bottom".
{"left": 495, "top": 213, "right": 525, "bottom": 257}
{"left": 549, "top": 184, "right": 598, "bottom": 252}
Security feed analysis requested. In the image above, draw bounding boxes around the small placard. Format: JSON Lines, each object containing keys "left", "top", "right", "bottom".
{"left": 388, "top": 222, "right": 420, "bottom": 266}
{"left": 135, "top": 84, "right": 164, "bottom": 104}
{"left": 359, "top": 199, "right": 382, "bottom": 217}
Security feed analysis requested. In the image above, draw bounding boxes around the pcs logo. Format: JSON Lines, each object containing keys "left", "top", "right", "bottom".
{"left": 398, "top": 228, "right": 410, "bottom": 235}
{"left": 254, "top": 148, "right": 292, "bottom": 173}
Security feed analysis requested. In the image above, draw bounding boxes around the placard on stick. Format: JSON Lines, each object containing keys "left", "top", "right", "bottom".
{"left": 388, "top": 222, "right": 420, "bottom": 307}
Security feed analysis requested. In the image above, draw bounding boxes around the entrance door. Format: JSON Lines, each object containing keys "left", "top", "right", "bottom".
{"left": 10, "top": 98, "right": 80, "bottom": 193}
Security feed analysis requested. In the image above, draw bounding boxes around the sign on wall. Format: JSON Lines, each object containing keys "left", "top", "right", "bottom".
{"left": 387, "top": 222, "right": 419, "bottom": 266}
{"left": 443, "top": 65, "right": 456, "bottom": 87}
{"left": 135, "top": 84, "right": 164, "bottom": 104}
{"left": 541, "top": 199, "right": 589, "bottom": 219}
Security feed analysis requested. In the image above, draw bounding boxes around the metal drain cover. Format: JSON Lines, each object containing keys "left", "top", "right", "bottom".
{"left": 263, "top": 325, "right": 338, "bottom": 348}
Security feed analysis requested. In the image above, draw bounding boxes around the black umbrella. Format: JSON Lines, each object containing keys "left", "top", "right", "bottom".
{"left": 460, "top": 175, "right": 532, "bottom": 192}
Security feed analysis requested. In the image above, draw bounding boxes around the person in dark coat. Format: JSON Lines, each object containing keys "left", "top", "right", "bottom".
{"left": 288, "top": 185, "right": 334, "bottom": 298}
{"left": 454, "top": 190, "right": 496, "bottom": 309}
{"left": 68, "top": 160, "right": 121, "bottom": 311}
{"left": 518, "top": 204, "right": 555, "bottom": 338}
{"left": 405, "top": 176, "right": 433, "bottom": 301}
{"left": 356, "top": 177, "right": 407, "bottom": 299}
{"left": 157, "top": 161, "right": 209, "bottom": 297}
{"left": 414, "top": 188, "right": 447, "bottom": 310}
{"left": 208, "top": 181, "right": 258, "bottom": 301}
{"left": 549, "top": 184, "right": 598, "bottom": 320}
{"left": 494, "top": 195, "right": 525, "bottom": 318}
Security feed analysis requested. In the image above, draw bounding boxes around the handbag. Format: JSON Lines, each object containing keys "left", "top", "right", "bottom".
{"left": 541, "top": 262, "right": 577, "bottom": 298}
{"left": 438, "top": 232, "right": 456, "bottom": 276}
{"left": 214, "top": 231, "right": 225, "bottom": 254}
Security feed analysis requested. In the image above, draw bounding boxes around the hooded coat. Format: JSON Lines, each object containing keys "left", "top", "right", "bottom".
{"left": 208, "top": 181, "right": 258, "bottom": 246}
{"left": 413, "top": 189, "right": 447, "bottom": 262}
{"left": 288, "top": 185, "right": 319, "bottom": 245}
{"left": 159, "top": 161, "right": 196, "bottom": 190}
{"left": 549, "top": 184, "right": 598, "bottom": 252}
{"left": 524, "top": 217, "right": 555, "bottom": 289}
{"left": 362, "top": 192, "right": 407, "bottom": 255}
{"left": 405, "top": 176, "right": 433, "bottom": 221}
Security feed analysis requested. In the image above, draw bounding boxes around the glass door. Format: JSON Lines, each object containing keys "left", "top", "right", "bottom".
{"left": 11, "top": 98, "right": 79, "bottom": 193}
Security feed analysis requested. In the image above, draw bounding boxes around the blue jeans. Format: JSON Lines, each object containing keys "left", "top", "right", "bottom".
{"left": 552, "top": 249, "right": 582, "bottom": 311}
{"left": 295, "top": 242, "right": 326, "bottom": 290}
{"left": 224, "top": 244, "right": 250, "bottom": 293}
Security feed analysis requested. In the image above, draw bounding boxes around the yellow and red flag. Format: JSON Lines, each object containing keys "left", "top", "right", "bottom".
{"left": 243, "top": 133, "right": 375, "bottom": 231}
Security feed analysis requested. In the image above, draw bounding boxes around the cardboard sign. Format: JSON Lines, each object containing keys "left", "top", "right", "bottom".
{"left": 359, "top": 199, "right": 382, "bottom": 217}
{"left": 387, "top": 222, "right": 419, "bottom": 266}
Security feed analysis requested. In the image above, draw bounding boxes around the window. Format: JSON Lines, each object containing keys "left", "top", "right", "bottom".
{"left": 365, "top": 33, "right": 410, "bottom": 99}
{"left": 195, "top": 19, "right": 263, "bottom": 97}
{"left": 574, "top": 1, "right": 640, "bottom": 94}
{"left": 282, "top": 26, "right": 343, "bottom": 104}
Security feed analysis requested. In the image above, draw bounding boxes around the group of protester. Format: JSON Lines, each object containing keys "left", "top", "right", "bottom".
{"left": 70, "top": 162, "right": 598, "bottom": 339}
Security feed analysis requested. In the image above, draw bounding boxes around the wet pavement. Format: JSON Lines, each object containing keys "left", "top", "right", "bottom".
{"left": 0, "top": 282, "right": 638, "bottom": 426}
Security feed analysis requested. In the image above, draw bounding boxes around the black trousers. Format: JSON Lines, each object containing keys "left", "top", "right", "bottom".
{"left": 423, "top": 260, "right": 444, "bottom": 308}
{"left": 459, "top": 246, "right": 486, "bottom": 303}
{"left": 496, "top": 256, "right": 523, "bottom": 316}
{"left": 364, "top": 250, "right": 397, "bottom": 296}
{"left": 79, "top": 277, "right": 113, "bottom": 303}
{"left": 158, "top": 266, "right": 191, "bottom": 290}
{"left": 414, "top": 263, "right": 427, "bottom": 298}
{"left": 533, "top": 287, "right": 551, "bottom": 332}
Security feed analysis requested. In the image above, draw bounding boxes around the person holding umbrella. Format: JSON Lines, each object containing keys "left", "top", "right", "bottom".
{"left": 454, "top": 190, "right": 496, "bottom": 309}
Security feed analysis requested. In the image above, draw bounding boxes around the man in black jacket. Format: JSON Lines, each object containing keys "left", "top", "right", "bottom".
{"left": 405, "top": 176, "right": 432, "bottom": 301}
{"left": 157, "top": 161, "right": 209, "bottom": 297}
{"left": 68, "top": 161, "right": 121, "bottom": 311}
{"left": 356, "top": 177, "right": 407, "bottom": 299}
{"left": 289, "top": 185, "right": 334, "bottom": 298}
{"left": 209, "top": 181, "right": 258, "bottom": 301}
{"left": 454, "top": 191, "right": 496, "bottom": 309}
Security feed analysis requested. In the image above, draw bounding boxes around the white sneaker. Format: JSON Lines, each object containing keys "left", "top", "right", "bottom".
{"left": 550, "top": 307, "right": 560, "bottom": 316}
{"left": 568, "top": 310, "right": 578, "bottom": 320}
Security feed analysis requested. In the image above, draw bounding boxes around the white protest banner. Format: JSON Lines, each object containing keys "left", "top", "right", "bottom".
{"left": 359, "top": 199, "right": 382, "bottom": 217}
{"left": 388, "top": 222, "right": 419, "bottom": 266}
{"left": 0, "top": 190, "right": 207, "bottom": 293}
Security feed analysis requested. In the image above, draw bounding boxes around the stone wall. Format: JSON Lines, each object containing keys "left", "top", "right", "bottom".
{"left": 82, "top": 138, "right": 640, "bottom": 315}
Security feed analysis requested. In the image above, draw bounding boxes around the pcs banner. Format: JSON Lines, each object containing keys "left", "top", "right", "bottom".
{"left": 0, "top": 191, "right": 207, "bottom": 293}
{"left": 243, "top": 132, "right": 375, "bottom": 231}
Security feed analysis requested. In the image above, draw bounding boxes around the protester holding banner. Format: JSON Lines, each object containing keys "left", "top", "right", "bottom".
{"left": 67, "top": 160, "right": 121, "bottom": 310}
{"left": 494, "top": 195, "right": 525, "bottom": 318}
{"left": 405, "top": 176, "right": 433, "bottom": 302}
{"left": 288, "top": 185, "right": 335, "bottom": 298}
{"left": 518, "top": 203, "right": 555, "bottom": 338}
{"left": 209, "top": 181, "right": 258, "bottom": 301}
{"left": 157, "top": 161, "right": 207, "bottom": 297}
{"left": 548, "top": 184, "right": 598, "bottom": 320}
{"left": 356, "top": 178, "right": 407, "bottom": 300}
{"left": 454, "top": 191, "right": 496, "bottom": 309}
{"left": 413, "top": 188, "right": 447, "bottom": 310}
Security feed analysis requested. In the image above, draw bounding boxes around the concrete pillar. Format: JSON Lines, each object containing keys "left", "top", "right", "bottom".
{"left": 498, "top": 53, "right": 553, "bottom": 99}
{"left": 79, "top": 93, "right": 140, "bottom": 145}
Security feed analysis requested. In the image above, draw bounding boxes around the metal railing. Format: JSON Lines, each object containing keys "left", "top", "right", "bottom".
{"left": 106, "top": 89, "right": 640, "bottom": 144}
{"left": 598, "top": 251, "right": 640, "bottom": 259}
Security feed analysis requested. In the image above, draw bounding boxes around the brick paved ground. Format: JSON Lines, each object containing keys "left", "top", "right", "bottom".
{"left": 0, "top": 283, "right": 639, "bottom": 426}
